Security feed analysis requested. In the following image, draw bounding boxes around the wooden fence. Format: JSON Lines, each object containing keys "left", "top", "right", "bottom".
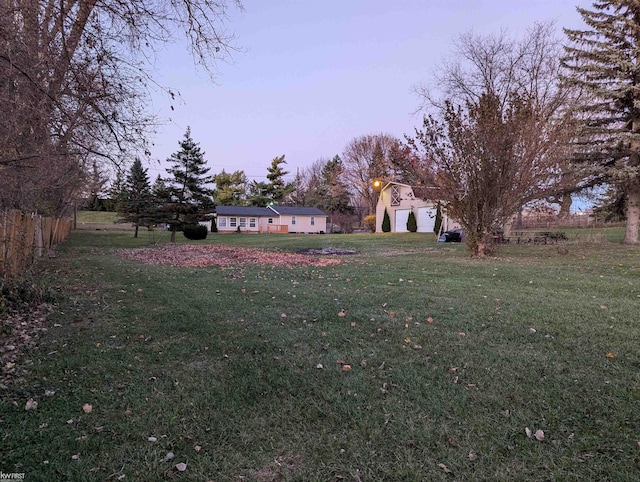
{"left": 0, "top": 210, "right": 73, "bottom": 279}
{"left": 516, "top": 213, "right": 620, "bottom": 230}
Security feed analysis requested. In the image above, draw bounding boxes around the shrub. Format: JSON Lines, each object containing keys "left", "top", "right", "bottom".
{"left": 363, "top": 214, "right": 376, "bottom": 232}
{"left": 382, "top": 208, "right": 391, "bottom": 233}
{"left": 434, "top": 203, "right": 443, "bottom": 234}
{"left": 183, "top": 224, "right": 208, "bottom": 240}
{"left": 407, "top": 210, "right": 417, "bottom": 232}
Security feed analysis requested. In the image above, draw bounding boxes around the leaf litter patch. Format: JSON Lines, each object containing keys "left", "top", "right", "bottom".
{"left": 116, "top": 244, "right": 343, "bottom": 268}
{"left": 296, "top": 246, "right": 357, "bottom": 255}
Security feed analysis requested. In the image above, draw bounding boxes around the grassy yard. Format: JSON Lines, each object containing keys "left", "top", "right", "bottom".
{"left": 2, "top": 229, "right": 640, "bottom": 480}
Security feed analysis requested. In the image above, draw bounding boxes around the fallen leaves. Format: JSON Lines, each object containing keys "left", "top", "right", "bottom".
{"left": 116, "top": 244, "right": 342, "bottom": 268}
{"left": 82, "top": 403, "right": 93, "bottom": 414}
{"left": 1, "top": 303, "right": 54, "bottom": 388}
{"left": 605, "top": 352, "right": 617, "bottom": 358}
{"left": 525, "top": 427, "right": 545, "bottom": 441}
{"left": 25, "top": 398, "right": 37, "bottom": 411}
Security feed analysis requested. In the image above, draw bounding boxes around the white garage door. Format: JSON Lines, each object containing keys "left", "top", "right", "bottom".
{"left": 394, "top": 209, "right": 410, "bottom": 232}
{"left": 416, "top": 207, "right": 436, "bottom": 233}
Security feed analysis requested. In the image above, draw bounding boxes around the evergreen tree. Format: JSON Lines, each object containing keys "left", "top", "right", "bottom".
{"left": 108, "top": 170, "right": 126, "bottom": 213}
{"left": 407, "top": 210, "right": 417, "bottom": 232}
{"left": 266, "top": 155, "right": 295, "bottom": 203}
{"left": 321, "top": 155, "right": 353, "bottom": 215}
{"left": 118, "top": 159, "right": 153, "bottom": 238}
{"left": 382, "top": 207, "right": 391, "bottom": 232}
{"left": 157, "top": 128, "right": 215, "bottom": 242}
{"left": 433, "top": 203, "right": 443, "bottom": 234}
{"left": 246, "top": 180, "right": 271, "bottom": 207}
{"left": 593, "top": 185, "right": 627, "bottom": 222}
{"left": 213, "top": 169, "right": 248, "bottom": 206}
{"left": 563, "top": 1, "right": 640, "bottom": 244}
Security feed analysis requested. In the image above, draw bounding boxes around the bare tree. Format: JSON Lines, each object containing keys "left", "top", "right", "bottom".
{"left": 1, "top": 0, "right": 242, "bottom": 216}
{"left": 407, "top": 22, "right": 576, "bottom": 256}
{"left": 342, "top": 133, "right": 401, "bottom": 216}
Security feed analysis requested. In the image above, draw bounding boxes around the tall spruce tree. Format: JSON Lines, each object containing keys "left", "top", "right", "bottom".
{"left": 266, "top": 155, "right": 295, "bottom": 203}
{"left": 118, "top": 159, "right": 152, "bottom": 238}
{"left": 158, "top": 128, "right": 215, "bottom": 242}
{"left": 563, "top": 1, "right": 640, "bottom": 243}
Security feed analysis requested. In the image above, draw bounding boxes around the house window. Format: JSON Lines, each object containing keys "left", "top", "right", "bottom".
{"left": 291, "top": 216, "right": 296, "bottom": 225}
{"left": 391, "top": 185, "right": 401, "bottom": 206}
{"left": 218, "top": 217, "right": 227, "bottom": 228}
{"left": 249, "top": 218, "right": 256, "bottom": 228}
{"left": 268, "top": 218, "right": 274, "bottom": 224}
{"left": 239, "top": 218, "right": 247, "bottom": 228}
{"left": 310, "top": 216, "right": 315, "bottom": 226}
{"left": 230, "top": 217, "right": 237, "bottom": 228}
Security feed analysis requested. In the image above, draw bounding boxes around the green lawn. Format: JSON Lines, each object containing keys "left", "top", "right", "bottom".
{"left": 76, "top": 210, "right": 120, "bottom": 224}
{"left": 2, "top": 229, "right": 640, "bottom": 480}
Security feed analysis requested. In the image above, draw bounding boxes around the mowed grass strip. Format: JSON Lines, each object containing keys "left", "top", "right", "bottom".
{"left": 2, "top": 229, "right": 640, "bottom": 481}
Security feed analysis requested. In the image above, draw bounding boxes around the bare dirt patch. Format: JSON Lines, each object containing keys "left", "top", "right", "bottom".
{"left": 116, "top": 244, "right": 343, "bottom": 268}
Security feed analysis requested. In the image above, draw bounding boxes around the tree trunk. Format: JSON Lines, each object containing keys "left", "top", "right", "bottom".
{"left": 559, "top": 194, "right": 572, "bottom": 218}
{"left": 134, "top": 223, "right": 139, "bottom": 238}
{"left": 622, "top": 185, "right": 640, "bottom": 244}
{"left": 170, "top": 227, "right": 176, "bottom": 242}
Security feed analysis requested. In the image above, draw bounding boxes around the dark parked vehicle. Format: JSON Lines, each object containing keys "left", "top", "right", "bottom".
{"left": 438, "top": 228, "right": 464, "bottom": 243}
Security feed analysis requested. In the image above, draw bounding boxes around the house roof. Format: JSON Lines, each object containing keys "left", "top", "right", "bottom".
{"left": 380, "top": 181, "right": 412, "bottom": 192}
{"left": 380, "top": 181, "right": 441, "bottom": 201}
{"left": 215, "top": 205, "right": 271, "bottom": 216}
{"left": 215, "top": 205, "right": 327, "bottom": 217}
{"left": 268, "top": 205, "right": 327, "bottom": 216}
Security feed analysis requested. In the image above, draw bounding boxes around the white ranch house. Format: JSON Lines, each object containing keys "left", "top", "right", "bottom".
{"left": 375, "top": 182, "right": 456, "bottom": 234}
{"left": 209, "top": 205, "right": 328, "bottom": 234}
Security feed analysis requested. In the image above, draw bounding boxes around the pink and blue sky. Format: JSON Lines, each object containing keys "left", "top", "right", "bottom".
{"left": 148, "top": 0, "right": 588, "bottom": 184}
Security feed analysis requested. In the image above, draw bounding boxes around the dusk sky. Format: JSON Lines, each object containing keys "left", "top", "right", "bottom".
{"left": 147, "top": 0, "right": 588, "bottom": 184}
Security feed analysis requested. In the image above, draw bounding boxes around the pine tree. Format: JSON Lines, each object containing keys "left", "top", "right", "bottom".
{"left": 108, "top": 170, "right": 126, "bottom": 213}
{"left": 382, "top": 207, "right": 391, "bottom": 232}
{"left": 213, "top": 169, "right": 248, "bottom": 206}
{"left": 321, "top": 156, "right": 353, "bottom": 215}
{"left": 158, "top": 128, "right": 215, "bottom": 242}
{"left": 118, "top": 159, "right": 152, "bottom": 238}
{"left": 246, "top": 180, "right": 271, "bottom": 207}
{"left": 407, "top": 210, "right": 417, "bottom": 232}
{"left": 563, "top": 1, "right": 640, "bottom": 243}
{"left": 266, "top": 155, "right": 295, "bottom": 203}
